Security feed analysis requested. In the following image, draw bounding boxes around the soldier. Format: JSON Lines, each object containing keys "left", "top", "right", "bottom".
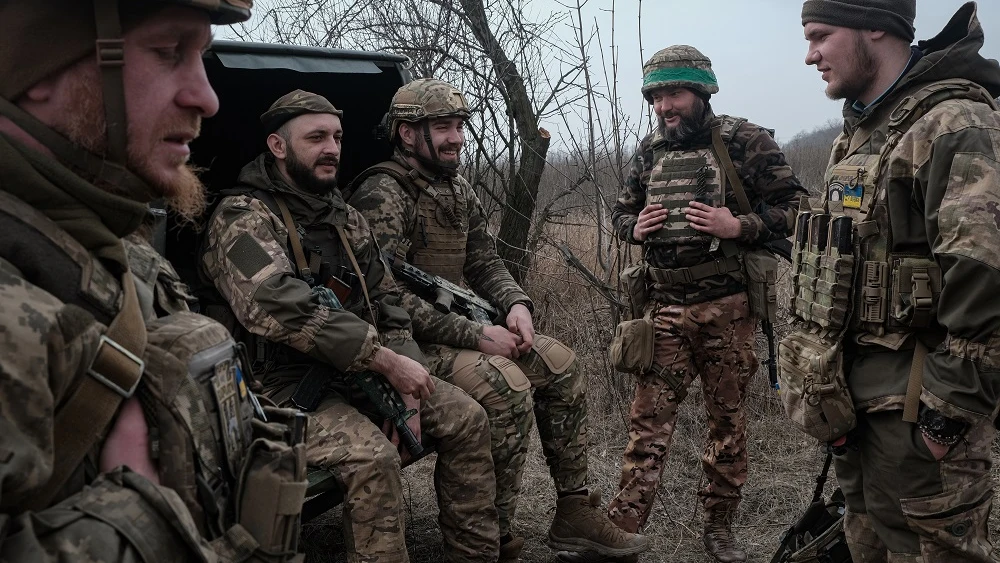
{"left": 347, "top": 78, "right": 649, "bottom": 562}
{"left": 593, "top": 46, "right": 806, "bottom": 563}
{"left": 0, "top": 0, "right": 311, "bottom": 561}
{"left": 200, "top": 89, "right": 500, "bottom": 563}
{"left": 795, "top": 0, "right": 1000, "bottom": 560}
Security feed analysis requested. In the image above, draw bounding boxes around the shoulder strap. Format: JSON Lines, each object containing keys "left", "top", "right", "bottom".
{"left": 711, "top": 124, "right": 752, "bottom": 215}
{"left": 272, "top": 194, "right": 313, "bottom": 284}
{"left": 333, "top": 223, "right": 379, "bottom": 338}
{"left": 34, "top": 268, "right": 147, "bottom": 509}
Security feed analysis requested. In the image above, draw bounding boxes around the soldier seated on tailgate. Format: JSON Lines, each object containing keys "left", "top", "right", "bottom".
{"left": 347, "top": 78, "right": 649, "bottom": 563}
{"left": 199, "top": 89, "right": 501, "bottom": 563}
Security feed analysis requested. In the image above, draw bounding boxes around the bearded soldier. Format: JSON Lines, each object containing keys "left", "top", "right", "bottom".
{"left": 200, "top": 89, "right": 500, "bottom": 563}
{"left": 791, "top": 1, "right": 1000, "bottom": 561}
{"left": 347, "top": 78, "right": 649, "bottom": 562}
{"left": 0, "top": 0, "right": 311, "bottom": 561}
{"left": 586, "top": 46, "right": 805, "bottom": 563}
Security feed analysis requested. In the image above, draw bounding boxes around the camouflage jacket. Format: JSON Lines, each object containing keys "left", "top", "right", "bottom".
{"left": 348, "top": 151, "right": 532, "bottom": 350}
{"left": 201, "top": 153, "right": 424, "bottom": 375}
{"left": 0, "top": 134, "right": 216, "bottom": 560}
{"left": 829, "top": 4, "right": 1000, "bottom": 425}
{"left": 613, "top": 111, "right": 805, "bottom": 304}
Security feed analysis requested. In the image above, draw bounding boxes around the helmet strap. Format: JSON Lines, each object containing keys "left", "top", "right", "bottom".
{"left": 398, "top": 121, "right": 459, "bottom": 177}
{"left": 93, "top": 0, "right": 129, "bottom": 165}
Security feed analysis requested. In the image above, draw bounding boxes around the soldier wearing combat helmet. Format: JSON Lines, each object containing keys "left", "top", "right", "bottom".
{"left": 348, "top": 78, "right": 649, "bottom": 562}
{"left": 561, "top": 46, "right": 806, "bottom": 563}
{"left": 793, "top": 0, "right": 1000, "bottom": 560}
{"left": 200, "top": 88, "right": 501, "bottom": 563}
{"left": 0, "top": 0, "right": 314, "bottom": 562}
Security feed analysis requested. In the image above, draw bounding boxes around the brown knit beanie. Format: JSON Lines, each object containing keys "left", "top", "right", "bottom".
{"left": 802, "top": 0, "right": 916, "bottom": 42}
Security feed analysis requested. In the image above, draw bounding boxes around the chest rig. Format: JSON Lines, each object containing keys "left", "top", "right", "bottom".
{"left": 353, "top": 160, "right": 469, "bottom": 285}
{"left": 787, "top": 78, "right": 998, "bottom": 423}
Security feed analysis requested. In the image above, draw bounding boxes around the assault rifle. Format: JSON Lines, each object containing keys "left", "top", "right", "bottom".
{"left": 305, "top": 286, "right": 424, "bottom": 460}
{"left": 382, "top": 251, "right": 500, "bottom": 325}
{"left": 760, "top": 237, "right": 792, "bottom": 392}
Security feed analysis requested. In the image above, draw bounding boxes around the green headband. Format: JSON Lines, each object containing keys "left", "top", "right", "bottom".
{"left": 643, "top": 67, "right": 718, "bottom": 89}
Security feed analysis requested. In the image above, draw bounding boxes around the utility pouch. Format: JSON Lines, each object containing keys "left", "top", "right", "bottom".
{"left": 777, "top": 330, "right": 855, "bottom": 442}
{"left": 289, "top": 368, "right": 328, "bottom": 412}
{"left": 744, "top": 248, "right": 778, "bottom": 323}
{"left": 609, "top": 317, "right": 655, "bottom": 374}
{"left": 890, "top": 257, "right": 941, "bottom": 329}
{"left": 233, "top": 409, "right": 308, "bottom": 563}
{"left": 619, "top": 263, "right": 648, "bottom": 320}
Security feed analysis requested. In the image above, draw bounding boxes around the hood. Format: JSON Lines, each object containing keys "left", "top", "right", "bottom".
{"left": 905, "top": 2, "right": 1000, "bottom": 97}
{"left": 234, "top": 152, "right": 346, "bottom": 225}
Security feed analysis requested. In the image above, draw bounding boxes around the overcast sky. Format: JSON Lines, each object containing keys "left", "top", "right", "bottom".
{"left": 532, "top": 0, "right": 999, "bottom": 144}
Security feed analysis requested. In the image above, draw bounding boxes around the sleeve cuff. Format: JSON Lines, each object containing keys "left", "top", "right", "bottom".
{"left": 738, "top": 215, "right": 757, "bottom": 243}
{"left": 346, "top": 324, "right": 382, "bottom": 372}
{"left": 919, "top": 388, "right": 992, "bottom": 427}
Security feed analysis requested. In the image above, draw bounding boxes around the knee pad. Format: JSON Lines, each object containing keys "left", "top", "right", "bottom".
{"left": 532, "top": 334, "right": 576, "bottom": 375}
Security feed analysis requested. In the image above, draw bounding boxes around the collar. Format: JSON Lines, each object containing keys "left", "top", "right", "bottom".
{"left": 851, "top": 46, "right": 924, "bottom": 114}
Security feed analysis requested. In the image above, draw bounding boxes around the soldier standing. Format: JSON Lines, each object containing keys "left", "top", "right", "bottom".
{"left": 0, "top": 1, "right": 311, "bottom": 561}
{"left": 599, "top": 46, "right": 805, "bottom": 563}
{"left": 200, "top": 89, "right": 500, "bottom": 563}
{"left": 794, "top": 0, "right": 1000, "bottom": 560}
{"left": 347, "top": 78, "right": 649, "bottom": 562}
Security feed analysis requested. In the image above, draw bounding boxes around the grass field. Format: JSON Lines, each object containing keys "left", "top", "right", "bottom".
{"left": 302, "top": 220, "right": 1000, "bottom": 562}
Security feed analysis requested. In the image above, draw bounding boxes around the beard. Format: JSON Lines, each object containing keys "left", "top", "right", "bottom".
{"left": 52, "top": 61, "right": 207, "bottom": 225}
{"left": 827, "top": 32, "right": 879, "bottom": 101}
{"left": 659, "top": 97, "right": 707, "bottom": 143}
{"left": 414, "top": 134, "right": 462, "bottom": 175}
{"left": 284, "top": 141, "right": 339, "bottom": 195}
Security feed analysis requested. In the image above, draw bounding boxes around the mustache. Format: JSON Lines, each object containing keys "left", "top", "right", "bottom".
{"left": 314, "top": 155, "right": 340, "bottom": 167}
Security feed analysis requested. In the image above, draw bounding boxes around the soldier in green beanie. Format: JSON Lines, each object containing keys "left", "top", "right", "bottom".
{"left": 791, "top": 1, "right": 1000, "bottom": 561}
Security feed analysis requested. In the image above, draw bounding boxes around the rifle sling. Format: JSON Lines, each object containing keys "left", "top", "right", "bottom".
{"left": 710, "top": 125, "right": 752, "bottom": 216}
{"left": 333, "top": 223, "right": 378, "bottom": 336}
{"left": 273, "top": 195, "right": 313, "bottom": 281}
{"left": 36, "top": 268, "right": 147, "bottom": 510}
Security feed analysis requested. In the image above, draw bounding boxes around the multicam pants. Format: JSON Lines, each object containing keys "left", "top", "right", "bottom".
{"left": 265, "top": 365, "right": 499, "bottom": 563}
{"left": 422, "top": 334, "right": 588, "bottom": 536}
{"left": 607, "top": 292, "right": 758, "bottom": 533}
{"left": 835, "top": 409, "right": 998, "bottom": 563}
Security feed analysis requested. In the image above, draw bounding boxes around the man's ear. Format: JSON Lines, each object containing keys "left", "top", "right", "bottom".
{"left": 398, "top": 122, "right": 417, "bottom": 149}
{"left": 266, "top": 133, "right": 287, "bottom": 160}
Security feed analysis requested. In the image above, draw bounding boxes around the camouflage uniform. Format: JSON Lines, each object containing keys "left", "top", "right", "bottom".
{"left": 799, "top": 3, "right": 1000, "bottom": 561}
{"left": 201, "top": 144, "right": 499, "bottom": 562}
{"left": 0, "top": 2, "right": 315, "bottom": 562}
{"left": 609, "top": 46, "right": 805, "bottom": 539}
{"left": 349, "top": 151, "right": 589, "bottom": 537}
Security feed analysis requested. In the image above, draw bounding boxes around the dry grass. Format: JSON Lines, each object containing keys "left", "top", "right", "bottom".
{"left": 302, "top": 218, "right": 1000, "bottom": 562}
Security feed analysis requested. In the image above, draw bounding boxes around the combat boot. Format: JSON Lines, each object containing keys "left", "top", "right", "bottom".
{"left": 702, "top": 505, "right": 746, "bottom": 563}
{"left": 547, "top": 491, "right": 649, "bottom": 557}
{"left": 499, "top": 535, "right": 524, "bottom": 562}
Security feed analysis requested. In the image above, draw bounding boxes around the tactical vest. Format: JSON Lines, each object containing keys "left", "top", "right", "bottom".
{"left": 0, "top": 191, "right": 306, "bottom": 561}
{"left": 352, "top": 160, "right": 469, "bottom": 285}
{"left": 793, "top": 79, "right": 999, "bottom": 341}
{"left": 645, "top": 116, "right": 745, "bottom": 250}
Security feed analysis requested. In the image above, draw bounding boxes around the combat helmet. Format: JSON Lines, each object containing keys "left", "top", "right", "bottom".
{"left": 0, "top": 0, "right": 252, "bottom": 194}
{"left": 641, "top": 45, "right": 719, "bottom": 103}
{"left": 387, "top": 78, "right": 470, "bottom": 176}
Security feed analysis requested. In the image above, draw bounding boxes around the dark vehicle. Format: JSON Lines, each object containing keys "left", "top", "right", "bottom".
{"left": 164, "top": 40, "right": 413, "bottom": 521}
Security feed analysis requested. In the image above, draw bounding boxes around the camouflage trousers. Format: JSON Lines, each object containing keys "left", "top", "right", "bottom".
{"left": 835, "top": 409, "right": 998, "bottom": 562}
{"left": 607, "top": 292, "right": 758, "bottom": 533}
{"left": 0, "top": 468, "right": 216, "bottom": 562}
{"left": 423, "top": 334, "right": 588, "bottom": 536}
{"left": 266, "top": 365, "right": 499, "bottom": 563}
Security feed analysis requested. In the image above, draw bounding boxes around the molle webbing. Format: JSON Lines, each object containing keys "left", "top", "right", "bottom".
{"left": 645, "top": 149, "right": 719, "bottom": 244}
{"left": 647, "top": 255, "right": 742, "bottom": 286}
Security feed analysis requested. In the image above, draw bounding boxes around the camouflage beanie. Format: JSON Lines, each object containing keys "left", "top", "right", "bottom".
{"left": 260, "top": 90, "right": 344, "bottom": 134}
{"left": 641, "top": 45, "right": 719, "bottom": 103}
{"left": 802, "top": 0, "right": 915, "bottom": 42}
{"left": 0, "top": 0, "right": 251, "bottom": 101}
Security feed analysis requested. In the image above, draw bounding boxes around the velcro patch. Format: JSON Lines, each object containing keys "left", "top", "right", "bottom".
{"left": 227, "top": 232, "right": 272, "bottom": 280}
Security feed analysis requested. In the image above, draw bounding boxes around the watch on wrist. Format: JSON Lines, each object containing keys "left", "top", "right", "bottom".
{"left": 918, "top": 408, "right": 966, "bottom": 446}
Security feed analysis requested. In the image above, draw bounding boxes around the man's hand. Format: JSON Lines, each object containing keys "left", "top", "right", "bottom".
{"left": 479, "top": 324, "right": 522, "bottom": 359}
{"left": 921, "top": 433, "right": 951, "bottom": 461}
{"left": 371, "top": 347, "right": 436, "bottom": 400}
{"left": 506, "top": 303, "right": 535, "bottom": 355}
{"left": 389, "top": 393, "right": 422, "bottom": 465}
{"left": 100, "top": 396, "right": 160, "bottom": 484}
{"left": 632, "top": 203, "right": 669, "bottom": 242}
{"left": 684, "top": 201, "right": 741, "bottom": 239}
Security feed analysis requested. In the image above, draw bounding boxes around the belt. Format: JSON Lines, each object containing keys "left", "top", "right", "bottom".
{"left": 646, "top": 255, "right": 742, "bottom": 286}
